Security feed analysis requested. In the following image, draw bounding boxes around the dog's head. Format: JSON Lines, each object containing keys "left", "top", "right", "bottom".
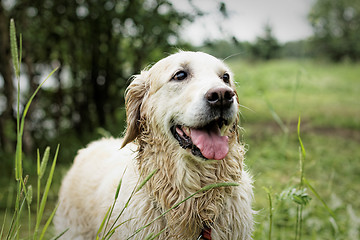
{"left": 121, "top": 51, "right": 239, "bottom": 161}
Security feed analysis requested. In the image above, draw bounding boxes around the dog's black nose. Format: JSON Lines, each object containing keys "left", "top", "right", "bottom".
{"left": 206, "top": 87, "right": 235, "bottom": 108}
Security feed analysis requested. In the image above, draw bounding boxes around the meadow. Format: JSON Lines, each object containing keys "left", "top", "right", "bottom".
{"left": 1, "top": 58, "right": 359, "bottom": 239}
{"left": 229, "top": 59, "right": 360, "bottom": 239}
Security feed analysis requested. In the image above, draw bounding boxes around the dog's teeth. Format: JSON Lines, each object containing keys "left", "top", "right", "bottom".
{"left": 182, "top": 127, "right": 191, "bottom": 136}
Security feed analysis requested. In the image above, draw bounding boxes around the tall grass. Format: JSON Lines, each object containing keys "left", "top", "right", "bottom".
{"left": 95, "top": 169, "right": 159, "bottom": 239}
{"left": 126, "top": 182, "right": 239, "bottom": 240}
{"left": 294, "top": 117, "right": 310, "bottom": 240}
{"left": 263, "top": 187, "right": 273, "bottom": 240}
{"left": 259, "top": 116, "right": 338, "bottom": 240}
{"left": 95, "top": 167, "right": 239, "bottom": 239}
{"left": 256, "top": 104, "right": 340, "bottom": 240}
{"left": 233, "top": 56, "right": 351, "bottom": 239}
{"left": 1, "top": 19, "right": 61, "bottom": 240}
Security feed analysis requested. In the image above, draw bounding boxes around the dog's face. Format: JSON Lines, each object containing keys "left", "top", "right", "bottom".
{"left": 122, "top": 51, "right": 239, "bottom": 161}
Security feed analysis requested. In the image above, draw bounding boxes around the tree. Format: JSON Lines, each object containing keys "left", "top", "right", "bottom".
{"left": 0, "top": 0, "right": 194, "bottom": 154}
{"left": 308, "top": 0, "right": 360, "bottom": 61}
{"left": 250, "top": 23, "right": 281, "bottom": 60}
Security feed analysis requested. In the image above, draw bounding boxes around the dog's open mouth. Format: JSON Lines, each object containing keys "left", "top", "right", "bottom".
{"left": 171, "top": 118, "right": 229, "bottom": 160}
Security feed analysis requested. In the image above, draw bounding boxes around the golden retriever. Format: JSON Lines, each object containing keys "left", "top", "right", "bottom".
{"left": 54, "top": 51, "right": 254, "bottom": 239}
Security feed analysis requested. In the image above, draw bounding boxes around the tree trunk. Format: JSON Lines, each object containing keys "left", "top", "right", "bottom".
{"left": 90, "top": 21, "right": 106, "bottom": 127}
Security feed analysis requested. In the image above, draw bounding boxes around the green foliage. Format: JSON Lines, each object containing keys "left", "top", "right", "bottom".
{"left": 96, "top": 168, "right": 157, "bottom": 239}
{"left": 199, "top": 38, "right": 251, "bottom": 59}
{"left": 230, "top": 59, "right": 359, "bottom": 239}
{"left": 308, "top": 0, "right": 360, "bottom": 61}
{"left": 250, "top": 23, "right": 281, "bottom": 60}
{"left": 228, "top": 59, "right": 360, "bottom": 130}
{"left": 199, "top": 35, "right": 312, "bottom": 61}
{"left": 280, "top": 40, "right": 314, "bottom": 59}
{"left": 2, "top": 20, "right": 61, "bottom": 240}
{"left": 1, "top": 0, "right": 196, "bottom": 159}
{"left": 263, "top": 187, "right": 273, "bottom": 240}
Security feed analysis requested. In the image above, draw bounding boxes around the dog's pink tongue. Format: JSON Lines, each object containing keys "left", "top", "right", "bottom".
{"left": 190, "top": 127, "right": 229, "bottom": 160}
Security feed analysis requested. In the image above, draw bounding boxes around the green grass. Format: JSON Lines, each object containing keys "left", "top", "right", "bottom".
{"left": 228, "top": 58, "right": 360, "bottom": 239}
{"left": 1, "top": 19, "right": 61, "bottom": 240}
{"left": 231, "top": 59, "right": 360, "bottom": 129}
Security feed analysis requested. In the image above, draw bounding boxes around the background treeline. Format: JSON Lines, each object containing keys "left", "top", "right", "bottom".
{"left": 199, "top": 30, "right": 313, "bottom": 60}
{"left": 0, "top": 0, "right": 195, "bottom": 165}
{"left": 0, "top": 0, "right": 359, "bottom": 166}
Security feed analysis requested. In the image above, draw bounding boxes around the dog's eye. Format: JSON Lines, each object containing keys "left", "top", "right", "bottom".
{"left": 222, "top": 73, "right": 230, "bottom": 83}
{"left": 172, "top": 71, "right": 187, "bottom": 81}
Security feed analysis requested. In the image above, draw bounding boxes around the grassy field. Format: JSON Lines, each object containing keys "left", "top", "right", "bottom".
{"left": 228, "top": 59, "right": 360, "bottom": 239}
{"left": 1, "top": 58, "right": 359, "bottom": 239}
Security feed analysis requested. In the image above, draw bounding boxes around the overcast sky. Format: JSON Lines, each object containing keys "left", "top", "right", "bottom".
{"left": 173, "top": 0, "right": 316, "bottom": 45}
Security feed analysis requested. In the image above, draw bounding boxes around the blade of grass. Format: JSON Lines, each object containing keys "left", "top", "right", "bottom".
{"left": 19, "top": 67, "right": 58, "bottom": 142}
{"left": 26, "top": 185, "right": 33, "bottom": 237}
{"left": 34, "top": 145, "right": 60, "bottom": 238}
{"left": 96, "top": 206, "right": 112, "bottom": 240}
{"left": 36, "top": 146, "right": 51, "bottom": 238}
{"left": 39, "top": 203, "right": 59, "bottom": 240}
{"left": 144, "top": 227, "right": 167, "bottom": 240}
{"left": 36, "top": 149, "right": 41, "bottom": 218}
{"left": 136, "top": 169, "right": 158, "bottom": 192}
{"left": 104, "top": 230, "right": 115, "bottom": 240}
{"left": 0, "top": 209, "right": 7, "bottom": 239}
{"left": 103, "top": 169, "right": 157, "bottom": 239}
{"left": 263, "top": 187, "right": 273, "bottom": 240}
{"left": 9, "top": 225, "right": 20, "bottom": 240}
{"left": 49, "top": 229, "right": 68, "bottom": 240}
{"left": 5, "top": 208, "right": 16, "bottom": 240}
{"left": 264, "top": 96, "right": 288, "bottom": 134}
{"left": 296, "top": 116, "right": 306, "bottom": 240}
{"left": 14, "top": 66, "right": 57, "bottom": 182}
{"left": 103, "top": 218, "right": 135, "bottom": 240}
{"left": 7, "top": 198, "right": 26, "bottom": 240}
{"left": 127, "top": 182, "right": 239, "bottom": 239}
{"left": 14, "top": 136, "right": 22, "bottom": 181}
{"left": 102, "top": 169, "right": 126, "bottom": 236}
{"left": 302, "top": 177, "right": 336, "bottom": 220}
{"left": 297, "top": 116, "right": 306, "bottom": 162}
{"left": 13, "top": 181, "right": 22, "bottom": 240}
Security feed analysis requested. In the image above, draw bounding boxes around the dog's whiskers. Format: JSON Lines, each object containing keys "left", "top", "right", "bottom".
{"left": 239, "top": 104, "right": 254, "bottom": 113}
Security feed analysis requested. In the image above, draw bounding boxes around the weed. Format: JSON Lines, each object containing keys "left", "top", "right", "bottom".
{"left": 263, "top": 187, "right": 273, "bottom": 240}
{"left": 95, "top": 169, "right": 239, "bottom": 239}
{"left": 1, "top": 19, "right": 61, "bottom": 240}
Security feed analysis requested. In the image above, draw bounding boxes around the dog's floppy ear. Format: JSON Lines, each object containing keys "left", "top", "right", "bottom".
{"left": 121, "top": 72, "right": 148, "bottom": 148}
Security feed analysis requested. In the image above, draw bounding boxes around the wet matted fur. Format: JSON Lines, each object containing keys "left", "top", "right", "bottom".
{"left": 54, "top": 51, "right": 254, "bottom": 239}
